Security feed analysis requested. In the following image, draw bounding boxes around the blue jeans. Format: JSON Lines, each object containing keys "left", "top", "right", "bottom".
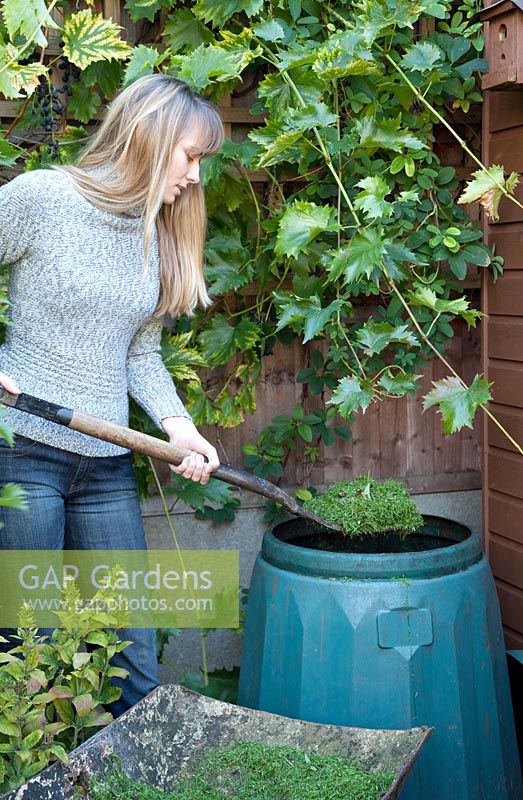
{"left": 0, "top": 434, "right": 159, "bottom": 718}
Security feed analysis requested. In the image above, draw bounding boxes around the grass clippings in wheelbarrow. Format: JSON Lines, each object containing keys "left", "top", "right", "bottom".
{"left": 88, "top": 741, "right": 395, "bottom": 800}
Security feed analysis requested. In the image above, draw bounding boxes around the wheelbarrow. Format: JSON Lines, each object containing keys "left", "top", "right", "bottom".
{"left": 2, "top": 684, "right": 432, "bottom": 799}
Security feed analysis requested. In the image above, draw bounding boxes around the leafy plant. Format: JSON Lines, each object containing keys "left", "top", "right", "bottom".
{"left": 160, "top": 0, "right": 520, "bottom": 485}
{"left": 0, "top": 571, "right": 131, "bottom": 793}
{"left": 182, "top": 666, "right": 240, "bottom": 704}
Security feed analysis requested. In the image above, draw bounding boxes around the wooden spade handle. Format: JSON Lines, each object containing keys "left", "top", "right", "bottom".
{"left": 71, "top": 410, "right": 194, "bottom": 464}
{"left": 0, "top": 389, "right": 342, "bottom": 531}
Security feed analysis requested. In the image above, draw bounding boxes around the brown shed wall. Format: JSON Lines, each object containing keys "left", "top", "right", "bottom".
{"left": 483, "top": 89, "right": 523, "bottom": 648}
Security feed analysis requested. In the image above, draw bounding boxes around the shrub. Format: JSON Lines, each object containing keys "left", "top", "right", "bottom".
{"left": 0, "top": 572, "right": 131, "bottom": 793}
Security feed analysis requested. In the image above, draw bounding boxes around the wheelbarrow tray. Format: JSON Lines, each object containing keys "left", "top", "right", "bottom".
{"left": 2, "top": 684, "right": 432, "bottom": 799}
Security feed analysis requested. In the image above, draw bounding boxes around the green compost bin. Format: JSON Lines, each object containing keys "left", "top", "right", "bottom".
{"left": 237, "top": 515, "right": 522, "bottom": 800}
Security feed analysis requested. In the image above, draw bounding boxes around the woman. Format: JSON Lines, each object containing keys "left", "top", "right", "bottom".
{"left": 0, "top": 74, "right": 224, "bottom": 715}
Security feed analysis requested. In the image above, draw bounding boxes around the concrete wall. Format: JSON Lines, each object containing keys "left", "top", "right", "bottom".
{"left": 142, "top": 489, "right": 482, "bottom": 684}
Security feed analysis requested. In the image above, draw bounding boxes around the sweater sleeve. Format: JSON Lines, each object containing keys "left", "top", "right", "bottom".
{"left": 126, "top": 316, "right": 192, "bottom": 428}
{"left": 0, "top": 172, "right": 38, "bottom": 265}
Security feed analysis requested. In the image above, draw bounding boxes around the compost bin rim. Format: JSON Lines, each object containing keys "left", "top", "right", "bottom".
{"left": 261, "top": 514, "right": 482, "bottom": 579}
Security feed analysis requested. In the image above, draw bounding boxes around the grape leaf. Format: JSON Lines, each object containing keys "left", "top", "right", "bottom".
{"left": 253, "top": 19, "right": 285, "bottom": 42}
{"left": 0, "top": 47, "right": 47, "bottom": 98}
{"left": 186, "top": 382, "right": 216, "bottom": 426}
{"left": 401, "top": 42, "right": 443, "bottom": 72}
{"left": 383, "top": 240, "right": 421, "bottom": 276}
{"left": 313, "top": 30, "right": 378, "bottom": 80}
{"left": 14, "top": 61, "right": 48, "bottom": 96}
{"left": 2, "top": 0, "right": 59, "bottom": 49}
{"left": 193, "top": 0, "right": 263, "bottom": 27}
{"left": 409, "top": 287, "right": 482, "bottom": 326}
{"left": 68, "top": 80, "right": 101, "bottom": 124}
{"left": 161, "top": 331, "right": 206, "bottom": 383}
{"left": 257, "top": 69, "right": 322, "bottom": 116}
{"left": 409, "top": 286, "right": 463, "bottom": 311}
{"left": 124, "top": 0, "right": 171, "bottom": 24}
{"left": 122, "top": 45, "right": 163, "bottom": 88}
{"left": 355, "top": 321, "right": 418, "bottom": 355}
{"left": 205, "top": 231, "right": 253, "bottom": 295}
{"left": 423, "top": 375, "right": 492, "bottom": 433}
{"left": 172, "top": 43, "right": 258, "bottom": 91}
{"left": 63, "top": 10, "right": 131, "bottom": 70}
{"left": 354, "top": 175, "right": 393, "bottom": 220}
{"left": 81, "top": 58, "right": 123, "bottom": 98}
{"left": 358, "top": 0, "right": 424, "bottom": 44}
{"left": 313, "top": 54, "right": 377, "bottom": 81}
{"left": 378, "top": 371, "right": 421, "bottom": 396}
{"left": 275, "top": 201, "right": 336, "bottom": 258}
{"left": 355, "top": 116, "right": 426, "bottom": 153}
{"left": 0, "top": 137, "right": 21, "bottom": 167}
{"left": 200, "top": 316, "right": 260, "bottom": 366}
{"left": 251, "top": 103, "right": 337, "bottom": 168}
{"left": 276, "top": 41, "right": 319, "bottom": 70}
{"left": 162, "top": 8, "right": 214, "bottom": 53}
{"left": 274, "top": 293, "right": 343, "bottom": 343}
{"left": 328, "top": 376, "right": 374, "bottom": 416}
{"left": 290, "top": 103, "right": 338, "bottom": 130}
{"left": 398, "top": 190, "right": 420, "bottom": 203}
{"left": 458, "top": 164, "right": 520, "bottom": 222}
{"left": 346, "top": 227, "right": 385, "bottom": 282}
{"left": 249, "top": 127, "right": 302, "bottom": 169}
{"left": 321, "top": 247, "right": 350, "bottom": 283}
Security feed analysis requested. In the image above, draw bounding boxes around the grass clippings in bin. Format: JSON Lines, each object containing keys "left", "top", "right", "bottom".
{"left": 303, "top": 476, "right": 423, "bottom": 538}
{"left": 88, "top": 742, "right": 395, "bottom": 800}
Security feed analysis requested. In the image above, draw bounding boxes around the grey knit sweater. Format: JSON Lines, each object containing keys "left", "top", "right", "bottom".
{"left": 0, "top": 165, "right": 191, "bottom": 457}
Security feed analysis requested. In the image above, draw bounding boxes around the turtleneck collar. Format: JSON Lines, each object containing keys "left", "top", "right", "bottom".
{"left": 82, "top": 162, "right": 146, "bottom": 219}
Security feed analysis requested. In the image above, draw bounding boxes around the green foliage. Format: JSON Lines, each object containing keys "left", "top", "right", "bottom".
{"left": 0, "top": 482, "right": 27, "bottom": 513}
{"left": 304, "top": 477, "right": 424, "bottom": 537}
{"left": 172, "top": 42, "right": 260, "bottom": 92}
{"left": 162, "top": 8, "right": 214, "bottom": 53}
{"left": 122, "top": 45, "right": 165, "bottom": 88}
{"left": 155, "top": 627, "right": 180, "bottom": 664}
{"left": 275, "top": 201, "right": 337, "bottom": 258}
{"left": 458, "top": 164, "right": 519, "bottom": 222}
{"left": 0, "top": 572, "right": 131, "bottom": 794}
{"left": 124, "top": 0, "right": 172, "bottom": 25}
{"left": 62, "top": 10, "right": 131, "bottom": 70}
{"left": 167, "top": 474, "right": 241, "bottom": 524}
{"left": 0, "top": 0, "right": 503, "bottom": 521}
{"left": 0, "top": 137, "right": 22, "bottom": 167}
{"left": 2, "top": 0, "right": 58, "bottom": 49}
{"left": 423, "top": 374, "right": 492, "bottom": 433}
{"left": 182, "top": 666, "right": 240, "bottom": 703}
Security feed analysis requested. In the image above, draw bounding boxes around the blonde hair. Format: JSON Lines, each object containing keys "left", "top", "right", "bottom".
{"left": 53, "top": 74, "right": 224, "bottom": 316}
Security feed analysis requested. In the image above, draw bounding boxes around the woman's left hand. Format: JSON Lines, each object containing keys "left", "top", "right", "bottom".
{"left": 161, "top": 416, "right": 219, "bottom": 485}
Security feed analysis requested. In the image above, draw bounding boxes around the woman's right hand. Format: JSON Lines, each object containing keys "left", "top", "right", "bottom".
{"left": 0, "top": 372, "right": 21, "bottom": 395}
